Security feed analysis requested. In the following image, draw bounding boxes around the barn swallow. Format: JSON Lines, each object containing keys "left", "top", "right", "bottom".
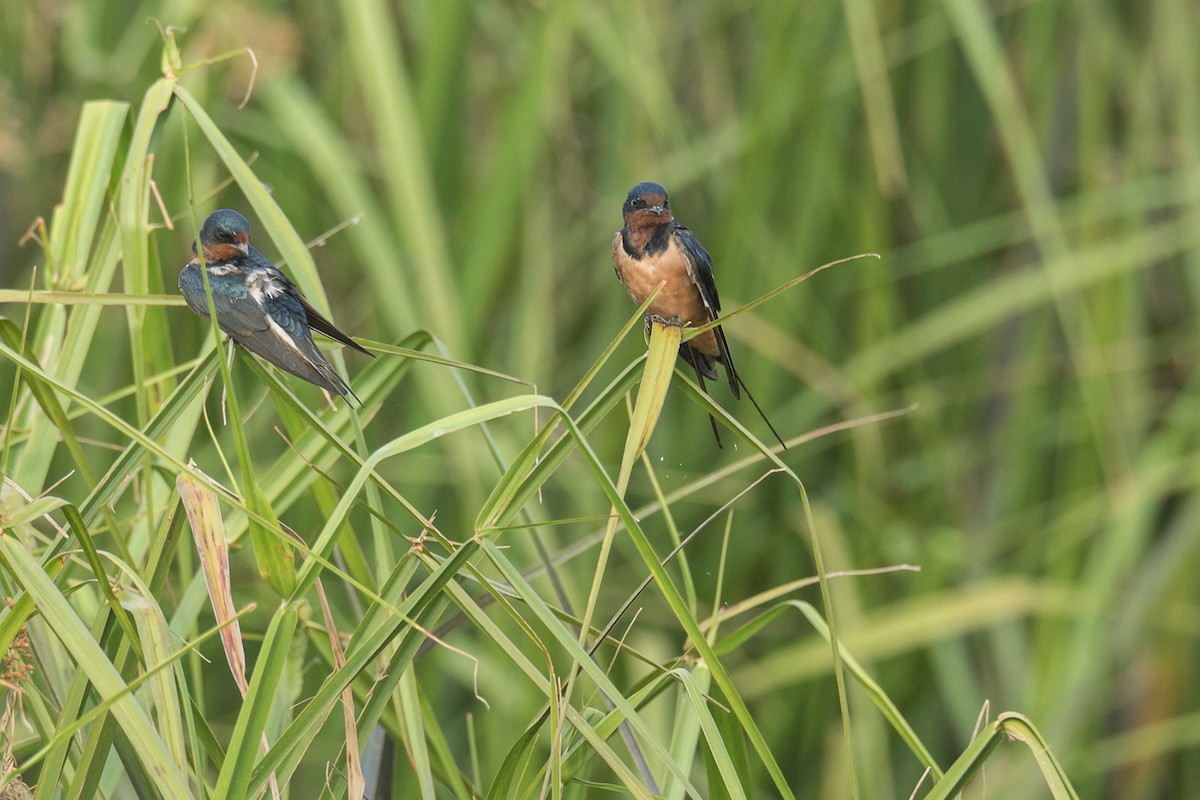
{"left": 178, "top": 209, "right": 372, "bottom": 404}
{"left": 612, "top": 182, "right": 785, "bottom": 448}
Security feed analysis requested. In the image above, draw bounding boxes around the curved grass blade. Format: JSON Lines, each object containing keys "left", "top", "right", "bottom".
{"left": 922, "top": 712, "right": 1080, "bottom": 800}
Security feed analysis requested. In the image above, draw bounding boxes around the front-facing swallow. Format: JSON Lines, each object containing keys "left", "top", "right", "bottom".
{"left": 611, "top": 182, "right": 785, "bottom": 448}
{"left": 178, "top": 209, "right": 372, "bottom": 404}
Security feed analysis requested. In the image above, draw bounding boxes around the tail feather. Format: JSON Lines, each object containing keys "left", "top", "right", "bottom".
{"left": 690, "top": 359, "right": 724, "bottom": 449}
{"left": 732, "top": 370, "right": 787, "bottom": 450}
{"left": 298, "top": 295, "right": 374, "bottom": 356}
{"left": 232, "top": 328, "right": 364, "bottom": 407}
{"left": 712, "top": 325, "right": 741, "bottom": 399}
{"left": 677, "top": 321, "right": 787, "bottom": 450}
{"left": 679, "top": 344, "right": 718, "bottom": 381}
{"left": 714, "top": 326, "right": 787, "bottom": 450}
{"left": 313, "top": 358, "right": 365, "bottom": 407}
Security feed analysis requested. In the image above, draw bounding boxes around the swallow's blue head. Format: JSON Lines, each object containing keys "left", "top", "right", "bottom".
{"left": 195, "top": 209, "right": 251, "bottom": 259}
{"left": 622, "top": 182, "right": 671, "bottom": 226}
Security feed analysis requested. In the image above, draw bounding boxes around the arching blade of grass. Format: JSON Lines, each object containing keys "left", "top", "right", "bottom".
{"left": 737, "top": 600, "right": 945, "bottom": 780}
{"left": 923, "top": 712, "right": 1080, "bottom": 800}
{"left": 292, "top": 395, "right": 561, "bottom": 596}
{"left": 733, "top": 578, "right": 1078, "bottom": 694}
{"left": 998, "top": 713, "right": 1081, "bottom": 799}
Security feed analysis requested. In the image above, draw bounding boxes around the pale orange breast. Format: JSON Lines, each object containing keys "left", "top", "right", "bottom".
{"left": 612, "top": 233, "right": 714, "bottom": 338}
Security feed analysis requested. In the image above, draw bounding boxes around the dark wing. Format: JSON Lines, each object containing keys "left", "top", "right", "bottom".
{"left": 179, "top": 263, "right": 359, "bottom": 401}
{"left": 247, "top": 247, "right": 372, "bottom": 356}
{"left": 671, "top": 226, "right": 788, "bottom": 449}
{"left": 672, "top": 224, "right": 721, "bottom": 315}
{"left": 179, "top": 263, "right": 271, "bottom": 337}
{"left": 672, "top": 224, "right": 741, "bottom": 399}
{"left": 253, "top": 291, "right": 360, "bottom": 400}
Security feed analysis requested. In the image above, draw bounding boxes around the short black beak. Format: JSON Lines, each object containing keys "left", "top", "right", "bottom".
{"left": 236, "top": 242, "right": 250, "bottom": 256}
{"left": 649, "top": 205, "right": 664, "bottom": 214}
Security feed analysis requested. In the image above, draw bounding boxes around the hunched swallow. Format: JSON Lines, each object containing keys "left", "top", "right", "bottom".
{"left": 179, "top": 209, "right": 372, "bottom": 404}
{"left": 612, "top": 182, "right": 785, "bottom": 448}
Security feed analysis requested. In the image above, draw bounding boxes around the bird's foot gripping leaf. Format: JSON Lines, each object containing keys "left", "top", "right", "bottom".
{"left": 645, "top": 313, "right": 684, "bottom": 330}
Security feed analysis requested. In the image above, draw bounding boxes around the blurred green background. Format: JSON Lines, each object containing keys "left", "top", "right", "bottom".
{"left": 3, "top": 0, "right": 1199, "bottom": 797}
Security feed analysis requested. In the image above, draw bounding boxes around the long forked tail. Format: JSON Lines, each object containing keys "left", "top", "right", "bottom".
{"left": 690, "top": 362, "right": 724, "bottom": 448}
{"left": 684, "top": 344, "right": 786, "bottom": 450}
{"left": 290, "top": 336, "right": 365, "bottom": 408}
{"left": 320, "top": 364, "right": 365, "bottom": 408}
{"left": 733, "top": 372, "right": 787, "bottom": 450}
{"left": 716, "top": 335, "right": 788, "bottom": 450}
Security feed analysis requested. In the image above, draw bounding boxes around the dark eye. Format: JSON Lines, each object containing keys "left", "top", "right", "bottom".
{"left": 631, "top": 198, "right": 642, "bottom": 208}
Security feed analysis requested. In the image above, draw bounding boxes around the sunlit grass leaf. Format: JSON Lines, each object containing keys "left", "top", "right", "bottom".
{"left": 47, "top": 100, "right": 129, "bottom": 286}
{"left": 625, "top": 321, "right": 681, "bottom": 459}
{"left": 0, "top": 536, "right": 192, "bottom": 799}
{"left": 118, "top": 588, "right": 188, "bottom": 771}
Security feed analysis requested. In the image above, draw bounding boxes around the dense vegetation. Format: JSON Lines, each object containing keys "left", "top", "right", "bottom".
{"left": 1, "top": 1, "right": 1196, "bottom": 797}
